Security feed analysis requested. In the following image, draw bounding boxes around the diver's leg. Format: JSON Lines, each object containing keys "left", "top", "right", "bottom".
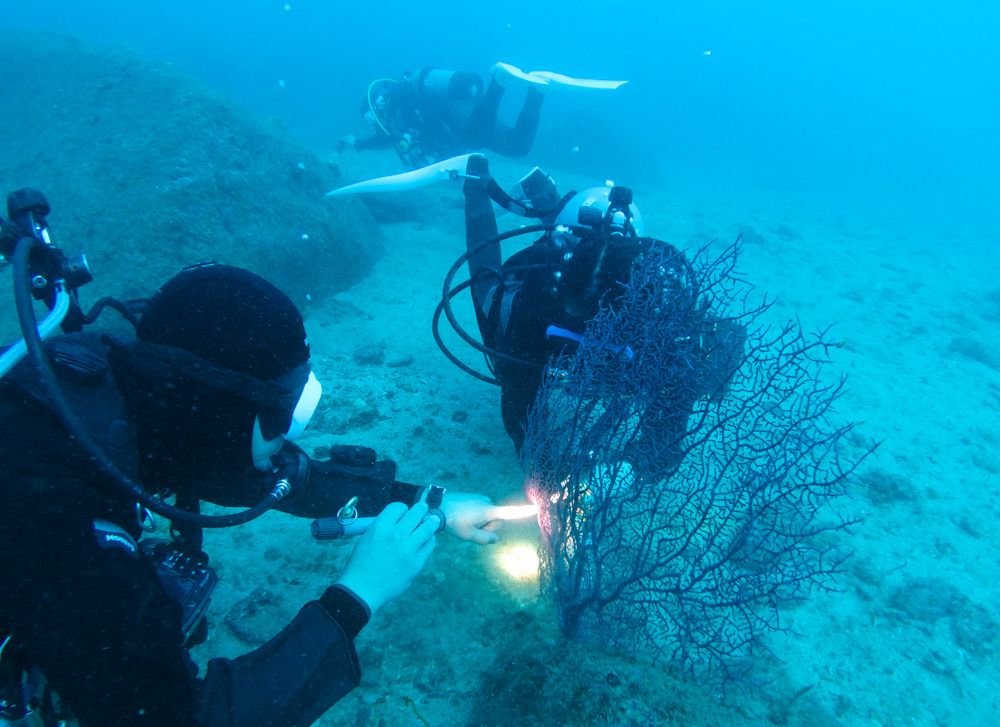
{"left": 488, "top": 87, "right": 544, "bottom": 158}
{"left": 463, "top": 155, "right": 502, "bottom": 322}
{"left": 464, "top": 79, "right": 506, "bottom": 149}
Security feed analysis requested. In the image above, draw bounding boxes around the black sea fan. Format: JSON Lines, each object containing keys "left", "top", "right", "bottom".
{"left": 520, "top": 240, "right": 864, "bottom": 683}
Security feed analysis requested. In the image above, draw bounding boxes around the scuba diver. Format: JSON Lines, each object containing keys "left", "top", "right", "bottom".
{"left": 442, "top": 156, "right": 746, "bottom": 473}
{"left": 325, "top": 154, "right": 744, "bottom": 473}
{"left": 0, "top": 189, "right": 505, "bottom": 727}
{"left": 339, "top": 62, "right": 627, "bottom": 168}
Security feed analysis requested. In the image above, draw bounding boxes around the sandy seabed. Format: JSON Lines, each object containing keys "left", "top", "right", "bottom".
{"left": 193, "top": 151, "right": 1000, "bottom": 727}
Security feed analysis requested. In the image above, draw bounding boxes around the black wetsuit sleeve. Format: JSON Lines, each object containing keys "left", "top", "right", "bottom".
{"left": 195, "top": 587, "right": 368, "bottom": 727}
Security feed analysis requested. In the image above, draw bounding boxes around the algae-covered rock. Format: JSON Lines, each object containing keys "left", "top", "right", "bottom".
{"left": 0, "top": 29, "right": 381, "bottom": 340}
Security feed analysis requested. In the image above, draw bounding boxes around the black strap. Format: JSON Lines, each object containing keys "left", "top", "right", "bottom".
{"left": 425, "top": 484, "right": 446, "bottom": 510}
{"left": 105, "top": 336, "right": 299, "bottom": 413}
{"left": 485, "top": 177, "right": 572, "bottom": 219}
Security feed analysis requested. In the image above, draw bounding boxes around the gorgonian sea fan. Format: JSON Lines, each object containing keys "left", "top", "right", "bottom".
{"left": 521, "top": 240, "right": 865, "bottom": 682}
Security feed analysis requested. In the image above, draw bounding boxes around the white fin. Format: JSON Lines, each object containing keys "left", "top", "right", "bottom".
{"left": 326, "top": 153, "right": 482, "bottom": 196}
{"left": 492, "top": 62, "right": 551, "bottom": 88}
{"left": 530, "top": 71, "right": 628, "bottom": 90}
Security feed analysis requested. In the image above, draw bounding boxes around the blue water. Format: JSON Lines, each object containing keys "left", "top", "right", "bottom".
{"left": 7, "top": 0, "right": 997, "bottom": 235}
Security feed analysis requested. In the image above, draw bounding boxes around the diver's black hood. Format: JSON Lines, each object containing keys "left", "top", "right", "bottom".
{"left": 108, "top": 337, "right": 262, "bottom": 494}
{"left": 137, "top": 263, "right": 309, "bottom": 381}
{"left": 116, "top": 263, "right": 311, "bottom": 491}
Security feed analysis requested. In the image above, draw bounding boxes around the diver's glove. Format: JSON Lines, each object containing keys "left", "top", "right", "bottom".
{"left": 336, "top": 134, "right": 358, "bottom": 152}
{"left": 439, "top": 492, "right": 502, "bottom": 545}
{"left": 334, "top": 502, "right": 439, "bottom": 615}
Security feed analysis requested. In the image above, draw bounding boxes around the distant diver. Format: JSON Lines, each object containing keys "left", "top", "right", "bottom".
{"left": 338, "top": 62, "right": 627, "bottom": 168}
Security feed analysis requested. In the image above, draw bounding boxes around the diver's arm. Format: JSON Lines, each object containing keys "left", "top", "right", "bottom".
{"left": 198, "top": 501, "right": 438, "bottom": 725}
{"left": 6, "top": 487, "right": 379, "bottom": 727}
{"left": 195, "top": 586, "right": 368, "bottom": 727}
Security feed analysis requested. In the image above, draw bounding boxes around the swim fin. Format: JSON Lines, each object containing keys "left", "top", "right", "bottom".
{"left": 529, "top": 71, "right": 628, "bottom": 90}
{"left": 325, "top": 153, "right": 483, "bottom": 196}
{"left": 491, "top": 62, "right": 551, "bottom": 88}
{"left": 492, "top": 62, "right": 628, "bottom": 91}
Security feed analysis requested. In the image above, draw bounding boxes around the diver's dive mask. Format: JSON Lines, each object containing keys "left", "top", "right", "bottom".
{"left": 252, "top": 363, "right": 322, "bottom": 470}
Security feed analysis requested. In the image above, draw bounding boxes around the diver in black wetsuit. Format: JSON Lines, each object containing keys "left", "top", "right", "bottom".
{"left": 455, "top": 156, "right": 745, "bottom": 470}
{"left": 340, "top": 63, "right": 545, "bottom": 168}
{"left": 0, "top": 243, "right": 500, "bottom": 725}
